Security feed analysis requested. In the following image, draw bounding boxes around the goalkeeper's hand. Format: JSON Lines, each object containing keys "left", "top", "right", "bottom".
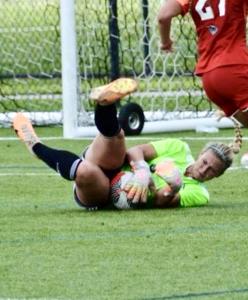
{"left": 123, "top": 160, "right": 152, "bottom": 204}
{"left": 152, "top": 160, "right": 182, "bottom": 195}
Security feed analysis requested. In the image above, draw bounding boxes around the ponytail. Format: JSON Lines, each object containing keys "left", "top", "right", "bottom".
{"left": 229, "top": 117, "right": 242, "bottom": 154}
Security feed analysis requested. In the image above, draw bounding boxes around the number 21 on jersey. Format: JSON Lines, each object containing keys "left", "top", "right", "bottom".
{"left": 195, "top": 0, "right": 226, "bottom": 21}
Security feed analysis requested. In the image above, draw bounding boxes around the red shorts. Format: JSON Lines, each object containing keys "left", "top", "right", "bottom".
{"left": 202, "top": 65, "right": 248, "bottom": 116}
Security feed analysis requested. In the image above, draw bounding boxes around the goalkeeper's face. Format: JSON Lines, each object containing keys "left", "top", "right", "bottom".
{"left": 191, "top": 150, "right": 225, "bottom": 182}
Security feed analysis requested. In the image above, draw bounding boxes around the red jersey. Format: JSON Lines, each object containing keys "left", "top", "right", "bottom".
{"left": 176, "top": 0, "right": 248, "bottom": 75}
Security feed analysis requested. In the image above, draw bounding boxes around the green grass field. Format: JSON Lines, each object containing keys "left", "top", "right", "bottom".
{"left": 1, "top": 127, "right": 248, "bottom": 299}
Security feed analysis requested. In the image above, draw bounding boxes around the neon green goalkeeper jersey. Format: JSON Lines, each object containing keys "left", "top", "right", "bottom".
{"left": 147, "top": 138, "right": 209, "bottom": 207}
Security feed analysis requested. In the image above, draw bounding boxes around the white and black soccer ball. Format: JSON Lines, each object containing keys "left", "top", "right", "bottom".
{"left": 110, "top": 171, "right": 135, "bottom": 209}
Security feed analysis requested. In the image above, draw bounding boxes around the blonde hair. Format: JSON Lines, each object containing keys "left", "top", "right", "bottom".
{"left": 229, "top": 118, "right": 242, "bottom": 154}
{"left": 202, "top": 120, "right": 242, "bottom": 175}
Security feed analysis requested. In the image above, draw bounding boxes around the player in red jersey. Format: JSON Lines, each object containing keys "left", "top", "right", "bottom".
{"left": 158, "top": 0, "right": 248, "bottom": 126}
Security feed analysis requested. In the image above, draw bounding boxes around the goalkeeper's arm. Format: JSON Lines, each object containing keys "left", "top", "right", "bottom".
{"left": 123, "top": 144, "right": 156, "bottom": 203}
{"left": 151, "top": 160, "right": 182, "bottom": 208}
{"left": 153, "top": 187, "right": 181, "bottom": 208}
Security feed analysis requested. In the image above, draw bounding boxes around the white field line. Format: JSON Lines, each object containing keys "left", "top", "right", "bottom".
{"left": 0, "top": 172, "right": 58, "bottom": 176}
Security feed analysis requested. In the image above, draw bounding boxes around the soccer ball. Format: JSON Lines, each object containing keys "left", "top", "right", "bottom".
{"left": 240, "top": 153, "right": 248, "bottom": 168}
{"left": 110, "top": 171, "right": 135, "bottom": 209}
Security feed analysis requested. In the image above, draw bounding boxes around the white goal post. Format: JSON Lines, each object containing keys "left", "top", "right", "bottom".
{"left": 60, "top": 0, "right": 78, "bottom": 138}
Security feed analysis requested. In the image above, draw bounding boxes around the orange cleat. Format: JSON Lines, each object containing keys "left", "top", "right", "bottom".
{"left": 13, "top": 113, "right": 40, "bottom": 154}
{"left": 90, "top": 78, "right": 138, "bottom": 105}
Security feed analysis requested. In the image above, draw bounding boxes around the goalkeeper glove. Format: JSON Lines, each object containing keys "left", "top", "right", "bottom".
{"left": 152, "top": 160, "right": 182, "bottom": 195}
{"left": 123, "top": 160, "right": 152, "bottom": 203}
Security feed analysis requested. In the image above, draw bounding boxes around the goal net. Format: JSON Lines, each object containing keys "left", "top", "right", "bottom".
{"left": 0, "top": 0, "right": 234, "bottom": 137}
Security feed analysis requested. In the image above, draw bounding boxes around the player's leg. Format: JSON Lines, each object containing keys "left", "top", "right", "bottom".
{"left": 13, "top": 78, "right": 137, "bottom": 175}
{"left": 74, "top": 160, "right": 110, "bottom": 207}
{"left": 74, "top": 78, "right": 138, "bottom": 206}
{"left": 85, "top": 104, "right": 126, "bottom": 170}
{"left": 13, "top": 113, "right": 82, "bottom": 181}
{"left": 13, "top": 78, "right": 137, "bottom": 208}
{"left": 13, "top": 113, "right": 111, "bottom": 208}
{"left": 84, "top": 78, "right": 138, "bottom": 170}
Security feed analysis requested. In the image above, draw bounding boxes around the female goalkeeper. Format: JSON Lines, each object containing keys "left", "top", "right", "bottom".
{"left": 13, "top": 79, "right": 241, "bottom": 210}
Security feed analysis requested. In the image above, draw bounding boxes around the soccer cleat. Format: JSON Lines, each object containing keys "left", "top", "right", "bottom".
{"left": 89, "top": 78, "right": 138, "bottom": 105}
{"left": 13, "top": 113, "right": 40, "bottom": 154}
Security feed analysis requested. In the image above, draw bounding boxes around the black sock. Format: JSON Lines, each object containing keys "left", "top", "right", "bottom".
{"left": 32, "top": 143, "right": 81, "bottom": 180}
{"left": 94, "top": 104, "right": 120, "bottom": 137}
